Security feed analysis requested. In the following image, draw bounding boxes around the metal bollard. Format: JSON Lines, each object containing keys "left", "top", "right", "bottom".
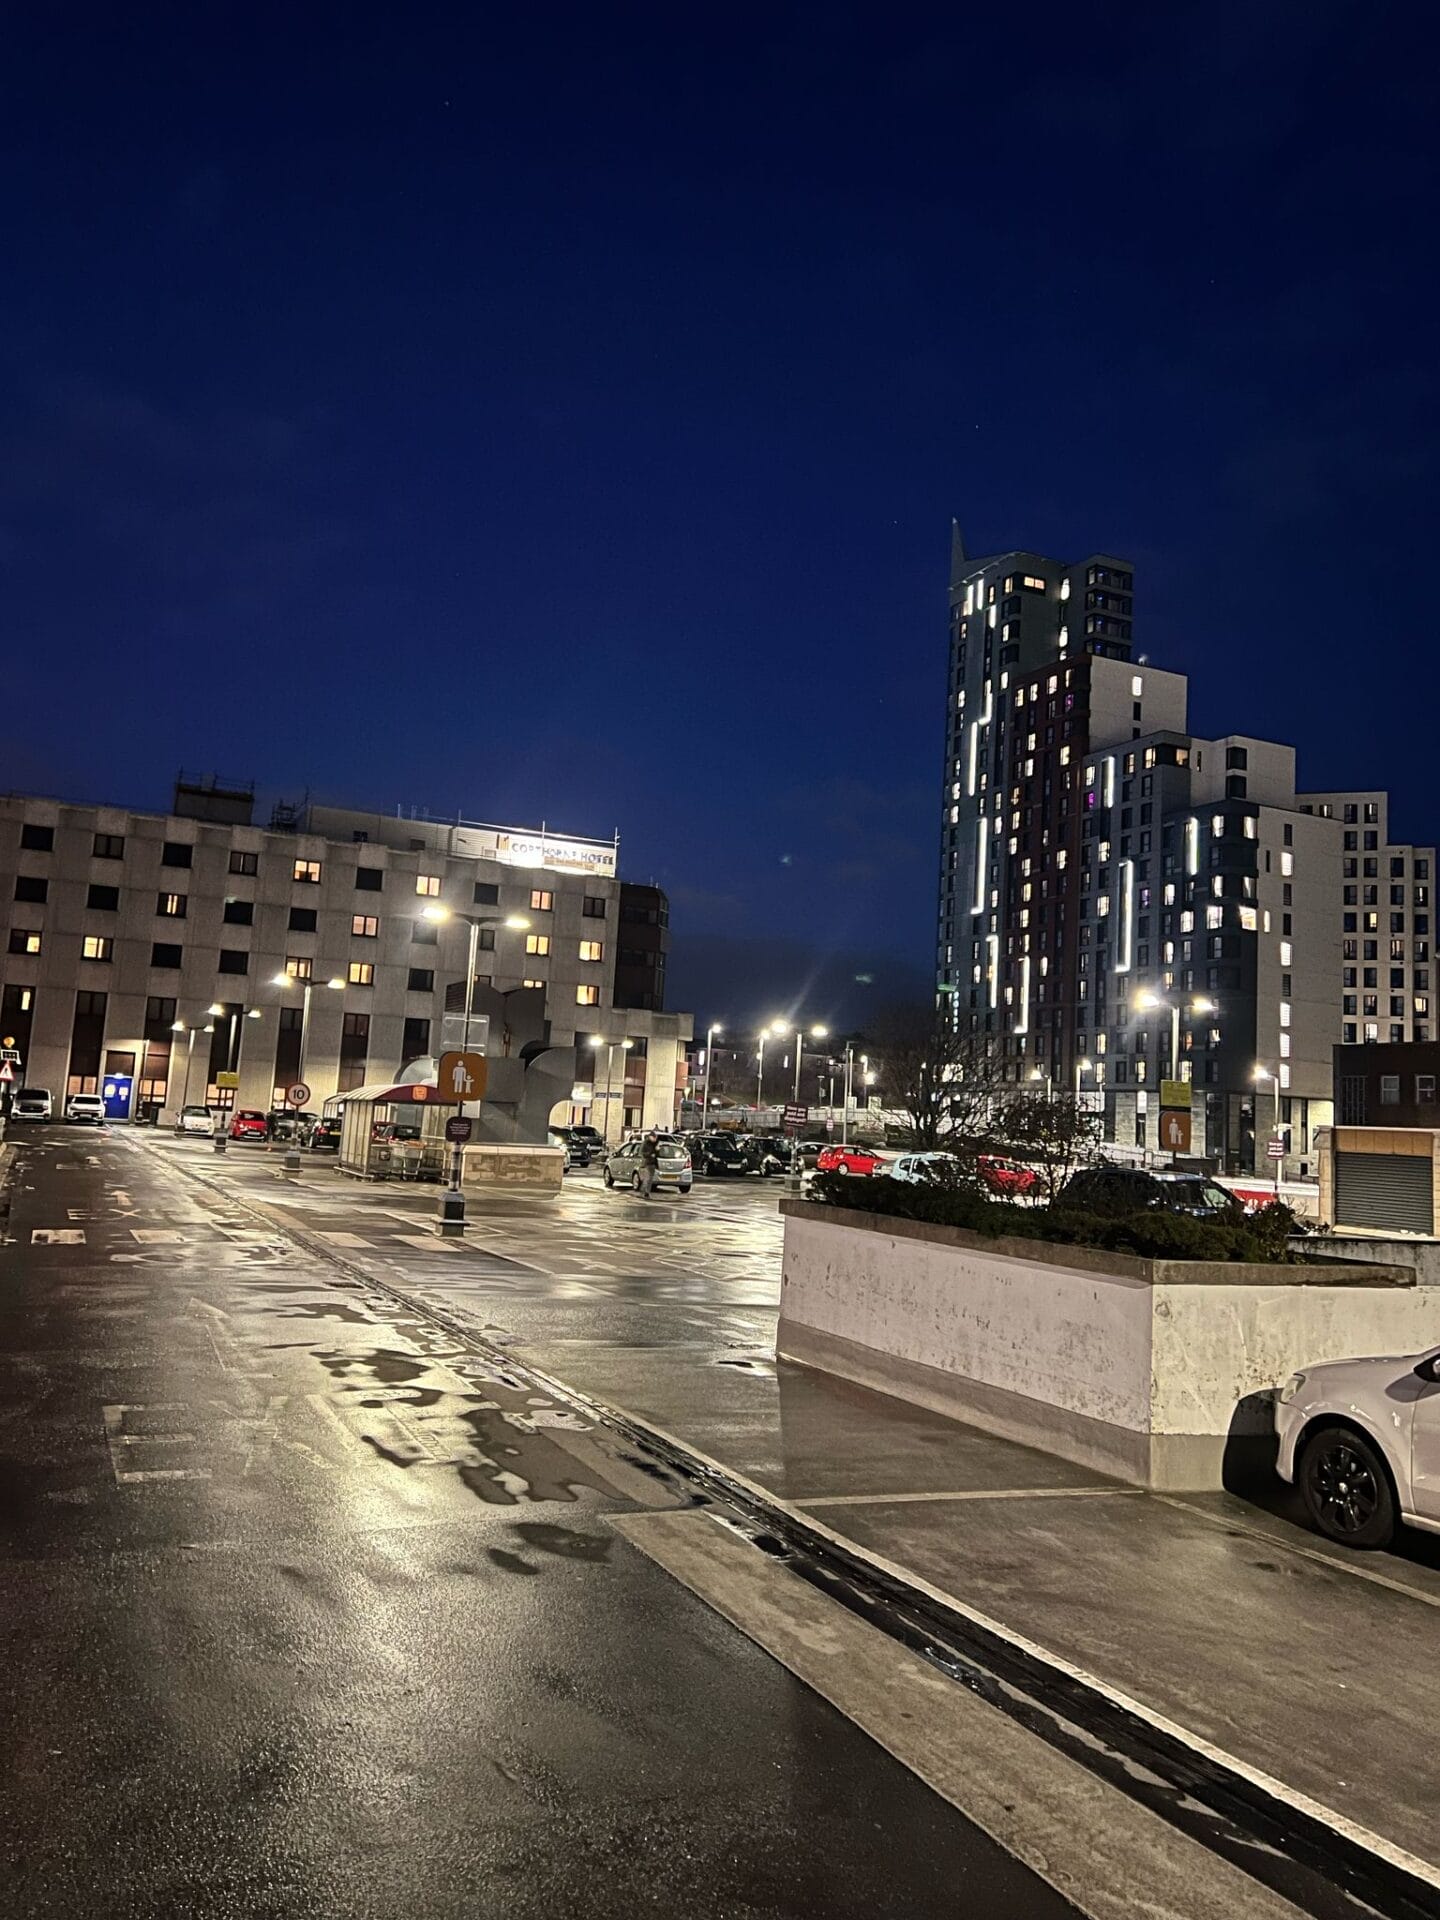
{"left": 438, "top": 1190, "right": 467, "bottom": 1237}
{"left": 213, "top": 1133, "right": 228, "bottom": 1155}
{"left": 283, "top": 1145, "right": 302, "bottom": 1175}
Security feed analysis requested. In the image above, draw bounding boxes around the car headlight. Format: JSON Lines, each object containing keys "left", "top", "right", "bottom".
{"left": 1278, "top": 1372, "right": 1307, "bottom": 1405}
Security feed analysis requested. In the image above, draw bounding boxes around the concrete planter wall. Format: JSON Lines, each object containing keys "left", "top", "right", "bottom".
{"left": 461, "top": 1143, "right": 564, "bottom": 1194}
{"left": 777, "top": 1199, "right": 1434, "bottom": 1490}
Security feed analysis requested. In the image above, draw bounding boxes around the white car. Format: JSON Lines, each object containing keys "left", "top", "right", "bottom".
{"left": 889, "top": 1152, "right": 963, "bottom": 1185}
{"left": 176, "top": 1104, "right": 216, "bottom": 1137}
{"left": 1275, "top": 1347, "right": 1440, "bottom": 1549}
{"left": 65, "top": 1093, "right": 107, "bottom": 1125}
{"left": 11, "top": 1089, "right": 52, "bottom": 1121}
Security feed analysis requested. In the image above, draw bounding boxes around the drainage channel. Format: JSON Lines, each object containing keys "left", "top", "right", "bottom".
{"left": 131, "top": 1136, "right": 1440, "bottom": 1920}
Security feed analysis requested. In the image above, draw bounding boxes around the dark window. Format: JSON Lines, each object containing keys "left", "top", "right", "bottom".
{"left": 144, "top": 995, "right": 176, "bottom": 1029}
{"left": 407, "top": 968, "right": 434, "bottom": 992}
{"left": 150, "top": 942, "right": 183, "bottom": 968}
{"left": 478, "top": 927, "right": 496, "bottom": 951}
{"left": 229, "top": 850, "right": 258, "bottom": 876}
{"left": 86, "top": 883, "right": 119, "bottom": 911}
{"left": 582, "top": 895, "right": 607, "bottom": 919}
{"left": 1225, "top": 775, "right": 1247, "bottom": 799}
{"left": 20, "top": 822, "right": 54, "bottom": 851}
{"left": 1225, "top": 746, "right": 1248, "bottom": 770}
{"left": 224, "top": 899, "right": 254, "bottom": 925}
{"left": 14, "top": 875, "right": 47, "bottom": 903}
{"left": 288, "top": 907, "right": 318, "bottom": 933}
{"left": 355, "top": 866, "right": 384, "bottom": 892}
{"left": 473, "top": 882, "right": 500, "bottom": 906}
{"left": 93, "top": 833, "right": 125, "bottom": 859}
{"left": 218, "top": 949, "right": 249, "bottom": 975}
{"left": 162, "top": 841, "right": 193, "bottom": 868}
{"left": 401, "top": 1016, "right": 430, "bottom": 1063}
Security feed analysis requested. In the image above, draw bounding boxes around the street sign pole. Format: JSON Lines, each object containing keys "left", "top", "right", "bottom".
{"left": 436, "top": 1053, "right": 487, "bottom": 1238}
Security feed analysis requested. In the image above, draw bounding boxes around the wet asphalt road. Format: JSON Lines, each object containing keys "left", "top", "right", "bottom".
{"left": 0, "top": 1130, "right": 1080, "bottom": 1919}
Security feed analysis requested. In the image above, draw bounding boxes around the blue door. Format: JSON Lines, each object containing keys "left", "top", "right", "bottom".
{"left": 102, "top": 1074, "right": 134, "bottom": 1121}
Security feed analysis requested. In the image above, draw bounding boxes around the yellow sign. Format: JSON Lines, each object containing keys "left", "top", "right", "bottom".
{"left": 1159, "top": 1079, "right": 1190, "bottom": 1111}
{"left": 216, "top": 1071, "right": 240, "bottom": 1090}
{"left": 438, "top": 1051, "right": 488, "bottom": 1103}
{"left": 1160, "top": 1110, "right": 1193, "bottom": 1154}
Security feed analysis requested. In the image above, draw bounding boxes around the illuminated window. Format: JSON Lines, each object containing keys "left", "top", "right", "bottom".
{"left": 1206, "top": 905, "right": 1223, "bottom": 929}
{"left": 415, "top": 874, "right": 441, "bottom": 897}
{"left": 579, "top": 940, "right": 603, "bottom": 962}
{"left": 1060, "top": 578, "right": 1071, "bottom": 600}
{"left": 1211, "top": 815, "right": 1225, "bottom": 839}
{"left": 1279, "top": 940, "right": 1292, "bottom": 966}
{"left": 1022, "top": 575, "right": 1046, "bottom": 591}
{"left": 576, "top": 984, "right": 600, "bottom": 1006}
{"left": 1243, "top": 817, "right": 1257, "bottom": 839}
{"left": 157, "top": 892, "right": 186, "bottom": 918}
{"left": 530, "top": 889, "right": 554, "bottom": 912}
{"left": 347, "top": 962, "right": 374, "bottom": 986}
{"left": 1132, "top": 676, "right": 1144, "bottom": 698}
{"left": 82, "top": 935, "right": 113, "bottom": 962}
{"left": 8, "top": 930, "right": 40, "bottom": 955}
{"left": 1239, "top": 906, "right": 1257, "bottom": 931}
{"left": 351, "top": 914, "right": 379, "bottom": 938}
{"left": 1280, "top": 851, "right": 1294, "bottom": 876}
{"left": 293, "top": 859, "right": 322, "bottom": 883}
{"left": 1279, "top": 1032, "right": 1291, "bottom": 1058}
{"left": 525, "top": 934, "right": 551, "bottom": 956}
{"left": 285, "top": 956, "right": 313, "bottom": 980}
{"left": 523, "top": 978, "right": 545, "bottom": 989}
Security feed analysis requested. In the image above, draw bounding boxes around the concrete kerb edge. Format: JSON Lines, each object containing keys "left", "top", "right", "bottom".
{"left": 120, "top": 1132, "right": 1440, "bottom": 1900}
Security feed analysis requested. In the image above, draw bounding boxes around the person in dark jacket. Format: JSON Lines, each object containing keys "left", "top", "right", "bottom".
{"left": 639, "top": 1131, "right": 660, "bottom": 1198}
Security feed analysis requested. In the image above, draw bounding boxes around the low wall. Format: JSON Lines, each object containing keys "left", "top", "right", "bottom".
{"left": 776, "top": 1200, "right": 1433, "bottom": 1490}
{"left": 461, "top": 1143, "right": 564, "bottom": 1194}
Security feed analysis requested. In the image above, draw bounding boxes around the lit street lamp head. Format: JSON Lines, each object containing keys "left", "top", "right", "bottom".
{"left": 421, "top": 903, "right": 450, "bottom": 923}
{"left": 502, "top": 913, "right": 531, "bottom": 930}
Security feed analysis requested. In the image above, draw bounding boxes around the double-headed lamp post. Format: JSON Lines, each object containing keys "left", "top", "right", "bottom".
{"left": 270, "top": 973, "right": 344, "bottom": 1169}
{"left": 420, "top": 904, "right": 531, "bottom": 1069}
{"left": 787, "top": 1022, "right": 827, "bottom": 1186}
{"left": 1074, "top": 1056, "right": 1094, "bottom": 1100}
{"left": 700, "top": 1023, "right": 722, "bottom": 1129}
{"left": 756, "top": 1020, "right": 785, "bottom": 1114}
{"left": 1028, "top": 1065, "right": 1052, "bottom": 1097}
{"left": 170, "top": 1009, "right": 220, "bottom": 1110}
{"left": 1134, "top": 991, "right": 1218, "bottom": 1080}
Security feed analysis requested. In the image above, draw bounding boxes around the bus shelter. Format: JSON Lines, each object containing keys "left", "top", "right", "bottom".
{"left": 333, "top": 1080, "right": 451, "bottom": 1181}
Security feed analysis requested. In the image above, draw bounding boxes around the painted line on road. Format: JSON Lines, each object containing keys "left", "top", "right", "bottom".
{"left": 1152, "top": 1491, "right": 1440, "bottom": 1614}
{"left": 796, "top": 1486, "right": 1133, "bottom": 1509}
{"left": 315, "top": 1230, "right": 376, "bottom": 1249}
{"left": 31, "top": 1228, "right": 85, "bottom": 1244}
{"left": 130, "top": 1229, "right": 185, "bottom": 1244}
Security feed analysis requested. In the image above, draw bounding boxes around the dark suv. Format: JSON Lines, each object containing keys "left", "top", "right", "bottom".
{"left": 688, "top": 1133, "right": 749, "bottom": 1176}
{"left": 1059, "top": 1166, "right": 1241, "bottom": 1219}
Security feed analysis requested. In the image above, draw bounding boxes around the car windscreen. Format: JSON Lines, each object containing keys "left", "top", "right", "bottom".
{"left": 182, "top": 1107, "right": 211, "bottom": 1117}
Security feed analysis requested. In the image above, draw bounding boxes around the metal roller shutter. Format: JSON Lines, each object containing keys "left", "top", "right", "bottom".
{"left": 1334, "top": 1152, "right": 1434, "bottom": 1234}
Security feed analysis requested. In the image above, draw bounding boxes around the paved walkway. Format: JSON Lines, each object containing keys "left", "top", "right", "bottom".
{"left": 115, "top": 1134, "right": 1440, "bottom": 1906}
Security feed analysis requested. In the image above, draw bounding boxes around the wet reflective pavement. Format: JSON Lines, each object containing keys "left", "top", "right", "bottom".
{"left": 0, "top": 1132, "right": 1081, "bottom": 1918}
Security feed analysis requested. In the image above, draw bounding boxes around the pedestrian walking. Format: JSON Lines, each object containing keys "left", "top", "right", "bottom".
{"left": 639, "top": 1130, "right": 660, "bottom": 1198}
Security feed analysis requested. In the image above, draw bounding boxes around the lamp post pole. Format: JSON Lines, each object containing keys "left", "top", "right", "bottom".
{"left": 755, "top": 1032, "right": 767, "bottom": 1115}
{"left": 701, "top": 1023, "right": 721, "bottom": 1130}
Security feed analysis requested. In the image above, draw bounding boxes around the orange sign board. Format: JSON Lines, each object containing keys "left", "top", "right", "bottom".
{"left": 438, "top": 1051, "right": 488, "bottom": 1103}
{"left": 1159, "top": 1110, "right": 1192, "bottom": 1154}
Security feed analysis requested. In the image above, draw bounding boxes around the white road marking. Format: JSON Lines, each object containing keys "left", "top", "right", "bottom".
{"left": 131, "top": 1229, "right": 184, "bottom": 1244}
{"left": 796, "top": 1486, "right": 1130, "bottom": 1509}
{"left": 32, "top": 1228, "right": 85, "bottom": 1245}
{"left": 315, "top": 1231, "right": 375, "bottom": 1249}
{"left": 101, "top": 1404, "right": 210, "bottom": 1485}
{"left": 393, "top": 1233, "right": 462, "bottom": 1253}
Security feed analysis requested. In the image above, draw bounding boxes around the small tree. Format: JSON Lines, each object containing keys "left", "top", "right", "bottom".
{"left": 869, "top": 1002, "right": 1006, "bottom": 1151}
{"left": 993, "top": 1089, "right": 1102, "bottom": 1204}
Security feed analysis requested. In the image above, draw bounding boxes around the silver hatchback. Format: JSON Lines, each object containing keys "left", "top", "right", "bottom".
{"left": 603, "top": 1137, "right": 693, "bottom": 1195}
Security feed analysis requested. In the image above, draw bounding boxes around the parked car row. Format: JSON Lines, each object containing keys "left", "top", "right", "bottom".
{"left": 9, "top": 1089, "right": 105, "bottom": 1124}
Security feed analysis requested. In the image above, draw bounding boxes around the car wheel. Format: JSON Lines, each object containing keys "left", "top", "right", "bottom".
{"left": 631, "top": 1172, "right": 644, "bottom": 1194}
{"left": 1299, "top": 1424, "right": 1397, "bottom": 1550}
{"left": 603, "top": 1168, "right": 614, "bottom": 1188}
{"left": 676, "top": 1185, "right": 690, "bottom": 1198}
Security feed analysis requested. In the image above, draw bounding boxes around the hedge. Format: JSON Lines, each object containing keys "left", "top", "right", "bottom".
{"left": 805, "top": 1171, "right": 1302, "bottom": 1264}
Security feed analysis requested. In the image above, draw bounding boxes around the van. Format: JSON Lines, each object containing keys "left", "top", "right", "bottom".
{"left": 12, "top": 1089, "right": 52, "bottom": 1121}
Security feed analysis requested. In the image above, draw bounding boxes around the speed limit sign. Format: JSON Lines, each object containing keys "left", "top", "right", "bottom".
{"left": 286, "top": 1082, "right": 312, "bottom": 1107}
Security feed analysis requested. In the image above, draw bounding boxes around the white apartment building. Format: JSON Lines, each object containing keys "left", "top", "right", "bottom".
{"left": 0, "top": 778, "right": 689, "bottom": 1136}
{"left": 1295, "top": 791, "right": 1436, "bottom": 1049}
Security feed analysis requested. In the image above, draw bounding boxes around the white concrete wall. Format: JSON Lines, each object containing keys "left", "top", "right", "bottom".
{"left": 778, "top": 1204, "right": 1437, "bottom": 1488}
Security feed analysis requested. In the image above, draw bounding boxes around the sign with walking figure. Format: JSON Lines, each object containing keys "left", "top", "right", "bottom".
{"left": 439, "top": 1051, "right": 488, "bottom": 1103}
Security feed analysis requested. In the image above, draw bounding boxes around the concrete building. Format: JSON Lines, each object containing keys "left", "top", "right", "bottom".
{"left": 1295, "top": 792, "right": 1435, "bottom": 1047}
{"left": 1, "top": 776, "right": 690, "bottom": 1139}
{"left": 937, "top": 529, "right": 1433, "bottom": 1176}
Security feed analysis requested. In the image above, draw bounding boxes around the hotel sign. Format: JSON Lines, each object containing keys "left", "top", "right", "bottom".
{"left": 454, "top": 825, "right": 617, "bottom": 877}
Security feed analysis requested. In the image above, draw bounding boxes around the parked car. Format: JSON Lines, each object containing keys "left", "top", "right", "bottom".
{"left": 1277, "top": 1346, "right": 1440, "bottom": 1549}
{"left": 688, "top": 1133, "right": 749, "bottom": 1177}
{"left": 739, "top": 1134, "right": 791, "bottom": 1176}
{"left": 978, "top": 1154, "right": 1039, "bottom": 1197}
{"left": 176, "top": 1105, "right": 215, "bottom": 1137}
{"left": 815, "top": 1142, "right": 889, "bottom": 1176}
{"left": 309, "top": 1117, "right": 343, "bottom": 1153}
{"left": 229, "top": 1109, "right": 269, "bottom": 1142}
{"left": 548, "top": 1128, "right": 591, "bottom": 1170}
{"left": 11, "top": 1089, "right": 52, "bottom": 1121}
{"left": 64, "top": 1093, "right": 106, "bottom": 1125}
{"left": 889, "top": 1152, "right": 969, "bottom": 1186}
{"left": 568, "top": 1125, "right": 607, "bottom": 1158}
{"left": 603, "top": 1137, "right": 693, "bottom": 1195}
{"left": 1059, "top": 1165, "right": 1241, "bottom": 1219}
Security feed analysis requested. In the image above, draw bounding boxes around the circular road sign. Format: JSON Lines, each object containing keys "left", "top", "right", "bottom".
{"left": 286, "top": 1082, "right": 312, "bottom": 1107}
{"left": 445, "top": 1116, "right": 473, "bottom": 1144}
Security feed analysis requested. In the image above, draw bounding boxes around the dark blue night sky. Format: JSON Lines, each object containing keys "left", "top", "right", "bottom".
{"left": 3, "top": 3, "right": 1437, "bottom": 1030}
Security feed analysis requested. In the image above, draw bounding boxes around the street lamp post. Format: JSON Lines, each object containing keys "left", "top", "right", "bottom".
{"left": 1254, "top": 1064, "right": 1281, "bottom": 1192}
{"left": 270, "top": 973, "right": 344, "bottom": 1171}
{"left": 700, "top": 1023, "right": 722, "bottom": 1130}
{"left": 788, "top": 1023, "right": 828, "bottom": 1187}
{"left": 589, "top": 1034, "right": 633, "bottom": 1147}
{"left": 170, "top": 1014, "right": 218, "bottom": 1112}
{"left": 1074, "top": 1056, "right": 1094, "bottom": 1101}
{"left": 1028, "top": 1066, "right": 1052, "bottom": 1098}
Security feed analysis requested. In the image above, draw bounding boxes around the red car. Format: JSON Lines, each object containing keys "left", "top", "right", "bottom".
{"left": 229, "top": 1109, "right": 269, "bottom": 1142}
{"left": 815, "top": 1142, "right": 889, "bottom": 1176}
{"left": 978, "top": 1154, "right": 1038, "bottom": 1196}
